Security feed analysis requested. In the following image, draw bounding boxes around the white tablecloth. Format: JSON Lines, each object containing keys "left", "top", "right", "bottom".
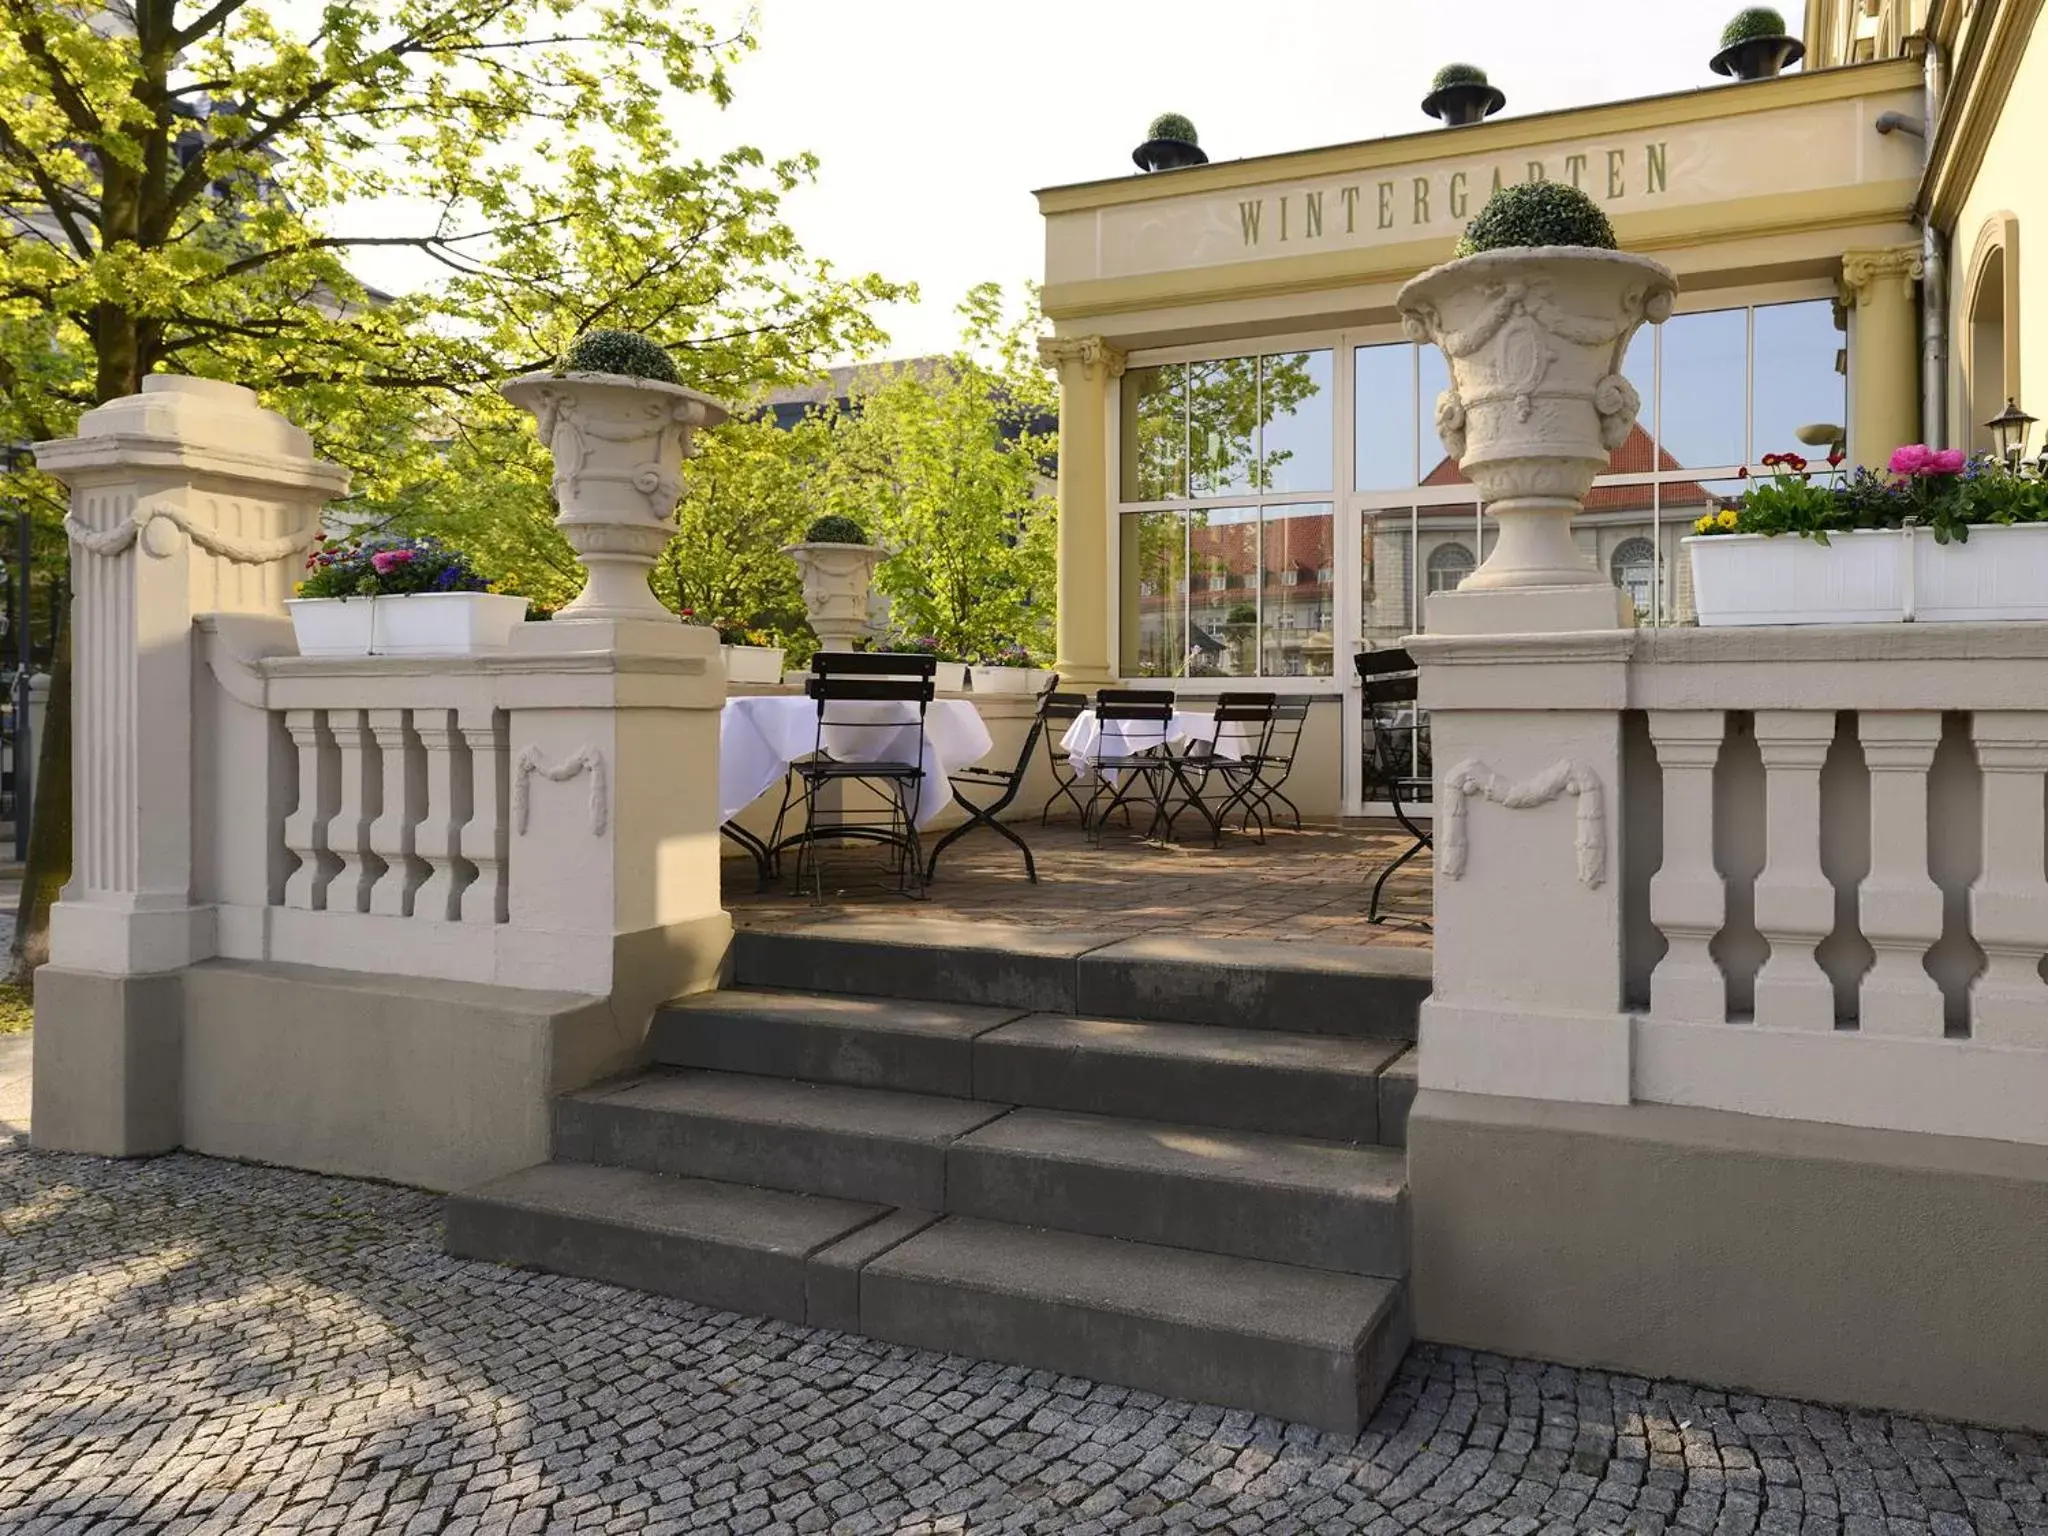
{"left": 719, "top": 695, "right": 993, "bottom": 827}
{"left": 1060, "top": 708, "right": 1261, "bottom": 784}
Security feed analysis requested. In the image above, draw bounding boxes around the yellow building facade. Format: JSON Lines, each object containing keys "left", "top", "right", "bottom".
{"left": 1038, "top": 0, "right": 2039, "bottom": 817}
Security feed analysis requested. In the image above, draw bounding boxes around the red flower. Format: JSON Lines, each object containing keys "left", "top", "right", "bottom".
{"left": 1785, "top": 453, "right": 1808, "bottom": 471}
{"left": 1736, "top": 466, "right": 1749, "bottom": 479}
{"left": 1827, "top": 449, "right": 1845, "bottom": 467}
{"left": 1761, "top": 453, "right": 1781, "bottom": 467}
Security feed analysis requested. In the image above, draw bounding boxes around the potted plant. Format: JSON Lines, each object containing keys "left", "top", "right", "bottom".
{"left": 785, "top": 513, "right": 882, "bottom": 653}
{"left": 886, "top": 634, "right": 970, "bottom": 692}
{"left": 288, "top": 535, "right": 529, "bottom": 656}
{"left": 1132, "top": 113, "right": 1209, "bottom": 174}
{"left": 1422, "top": 64, "right": 1506, "bottom": 128}
{"left": 688, "top": 611, "right": 786, "bottom": 685}
{"left": 970, "top": 642, "right": 1047, "bottom": 695}
{"left": 1711, "top": 7, "right": 1804, "bottom": 80}
{"left": 501, "top": 327, "right": 729, "bottom": 623}
{"left": 1395, "top": 181, "right": 1677, "bottom": 609}
{"left": 1685, "top": 446, "right": 2048, "bottom": 625}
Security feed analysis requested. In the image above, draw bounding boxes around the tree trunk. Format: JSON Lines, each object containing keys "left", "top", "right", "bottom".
{"left": 13, "top": 612, "right": 70, "bottom": 982}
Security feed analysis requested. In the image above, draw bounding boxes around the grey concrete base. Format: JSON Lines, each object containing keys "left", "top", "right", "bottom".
{"left": 862, "top": 1216, "right": 1410, "bottom": 1436}
{"left": 733, "top": 921, "right": 1103, "bottom": 1013}
{"left": 446, "top": 1161, "right": 887, "bottom": 1323}
{"left": 1409, "top": 1089, "right": 2048, "bottom": 1433}
{"left": 1378, "top": 1050, "right": 1418, "bottom": 1149}
{"left": 31, "top": 967, "right": 183, "bottom": 1157}
{"left": 806, "top": 1207, "right": 940, "bottom": 1333}
{"left": 1075, "top": 937, "right": 1431, "bottom": 1038}
{"left": 180, "top": 960, "right": 623, "bottom": 1192}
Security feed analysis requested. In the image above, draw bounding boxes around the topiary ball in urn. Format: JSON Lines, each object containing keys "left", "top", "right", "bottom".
{"left": 787, "top": 516, "right": 882, "bottom": 651}
{"left": 1133, "top": 113, "right": 1209, "bottom": 173}
{"left": 1396, "top": 181, "right": 1677, "bottom": 628}
{"left": 1711, "top": 6, "right": 1804, "bottom": 79}
{"left": 1422, "top": 63, "right": 1506, "bottom": 127}
{"left": 802, "top": 514, "right": 869, "bottom": 546}
{"left": 563, "top": 328, "right": 682, "bottom": 384}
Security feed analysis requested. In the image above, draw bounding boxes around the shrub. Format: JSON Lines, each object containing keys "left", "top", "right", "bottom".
{"left": 297, "top": 535, "right": 491, "bottom": 599}
{"left": 564, "top": 328, "right": 680, "bottom": 384}
{"left": 1455, "top": 180, "right": 1617, "bottom": 257}
{"left": 802, "top": 513, "right": 868, "bottom": 544}
{"left": 1720, "top": 6, "right": 1790, "bottom": 47}
{"left": 982, "top": 642, "right": 1036, "bottom": 668}
{"left": 1431, "top": 63, "right": 1490, "bottom": 92}
{"left": 1146, "top": 113, "right": 1198, "bottom": 146}
{"left": 1226, "top": 601, "right": 1258, "bottom": 626}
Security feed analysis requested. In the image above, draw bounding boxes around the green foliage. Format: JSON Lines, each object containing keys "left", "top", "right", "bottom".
{"left": 803, "top": 514, "right": 869, "bottom": 545}
{"left": 1225, "top": 601, "right": 1258, "bottom": 626}
{"left": 1697, "top": 452, "right": 2048, "bottom": 547}
{"left": 564, "top": 329, "right": 680, "bottom": 384}
{"left": 1721, "top": 6, "right": 1791, "bottom": 46}
{"left": 1146, "top": 113, "right": 1199, "bottom": 145}
{"left": 814, "top": 283, "right": 1059, "bottom": 664}
{"left": 1431, "top": 64, "right": 1490, "bottom": 91}
{"left": 1455, "top": 180, "right": 1618, "bottom": 257}
{"left": 296, "top": 535, "right": 491, "bottom": 598}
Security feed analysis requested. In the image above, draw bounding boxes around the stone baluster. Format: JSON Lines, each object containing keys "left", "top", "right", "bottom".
{"left": 460, "top": 706, "right": 509, "bottom": 924}
{"left": 1751, "top": 711, "right": 1837, "bottom": 1031}
{"left": 1857, "top": 712, "right": 1945, "bottom": 1036}
{"left": 1648, "top": 710, "right": 1728, "bottom": 1023}
{"left": 412, "top": 709, "right": 467, "bottom": 922}
{"left": 327, "top": 711, "right": 382, "bottom": 914}
{"left": 281, "top": 709, "right": 333, "bottom": 910}
{"left": 366, "top": 709, "right": 420, "bottom": 918}
{"left": 1969, "top": 712, "right": 2048, "bottom": 1048}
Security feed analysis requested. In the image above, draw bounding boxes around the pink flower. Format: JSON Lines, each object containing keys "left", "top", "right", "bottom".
{"left": 1888, "top": 444, "right": 1934, "bottom": 476}
{"left": 1928, "top": 448, "right": 1966, "bottom": 475}
{"left": 370, "top": 549, "right": 415, "bottom": 575}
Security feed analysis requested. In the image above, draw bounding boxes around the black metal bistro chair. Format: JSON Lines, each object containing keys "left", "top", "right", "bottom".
{"left": 1355, "top": 647, "right": 1432, "bottom": 924}
{"left": 1038, "top": 690, "right": 1091, "bottom": 824}
{"left": 784, "top": 650, "right": 938, "bottom": 901}
{"left": 924, "top": 673, "right": 1062, "bottom": 883}
{"left": 1213, "top": 696, "right": 1309, "bottom": 837}
{"left": 1083, "top": 688, "right": 1180, "bottom": 842}
{"left": 1161, "top": 693, "right": 1278, "bottom": 844}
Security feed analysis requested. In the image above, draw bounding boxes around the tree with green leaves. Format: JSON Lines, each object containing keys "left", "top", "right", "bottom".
{"left": 0, "top": 0, "right": 906, "bottom": 970}
{"left": 818, "top": 284, "right": 1059, "bottom": 663}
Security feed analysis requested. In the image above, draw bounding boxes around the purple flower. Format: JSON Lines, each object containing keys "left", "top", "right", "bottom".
{"left": 370, "top": 549, "right": 415, "bottom": 575}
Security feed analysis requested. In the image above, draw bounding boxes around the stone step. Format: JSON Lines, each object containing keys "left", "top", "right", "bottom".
{"left": 861, "top": 1216, "right": 1410, "bottom": 1436}
{"left": 948, "top": 1108, "right": 1408, "bottom": 1278}
{"left": 555, "top": 1071, "right": 1009, "bottom": 1210}
{"left": 653, "top": 991, "right": 1410, "bottom": 1143}
{"left": 730, "top": 921, "right": 1430, "bottom": 1039}
{"left": 972, "top": 1013, "right": 1407, "bottom": 1143}
{"left": 651, "top": 989, "right": 1025, "bottom": 1099}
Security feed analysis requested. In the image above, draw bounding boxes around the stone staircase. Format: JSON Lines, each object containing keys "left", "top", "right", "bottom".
{"left": 445, "top": 920, "right": 1431, "bottom": 1434}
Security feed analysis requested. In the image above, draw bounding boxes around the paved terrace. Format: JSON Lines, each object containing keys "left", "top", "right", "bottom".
{"left": 724, "top": 821, "right": 1433, "bottom": 949}
{"left": 4, "top": 1151, "right": 2045, "bottom": 1534}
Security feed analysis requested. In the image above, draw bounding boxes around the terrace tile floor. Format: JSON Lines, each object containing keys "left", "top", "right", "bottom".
{"left": 722, "top": 819, "right": 1433, "bottom": 949}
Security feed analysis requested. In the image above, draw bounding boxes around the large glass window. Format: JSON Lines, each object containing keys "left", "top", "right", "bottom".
{"left": 1118, "top": 349, "right": 1336, "bottom": 677}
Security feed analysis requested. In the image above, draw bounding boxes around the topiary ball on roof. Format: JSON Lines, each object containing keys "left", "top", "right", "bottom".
{"left": 1431, "top": 63, "right": 1490, "bottom": 92}
{"left": 1422, "top": 63, "right": 1506, "bottom": 126}
{"left": 1454, "top": 180, "right": 1618, "bottom": 258}
{"left": 1146, "top": 112, "right": 1198, "bottom": 146}
{"left": 564, "top": 328, "right": 680, "bottom": 385}
{"left": 1720, "top": 6, "right": 1789, "bottom": 47}
{"left": 803, "top": 513, "right": 869, "bottom": 545}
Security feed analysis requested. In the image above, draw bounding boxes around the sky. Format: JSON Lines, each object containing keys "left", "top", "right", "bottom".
{"left": 351, "top": 0, "right": 1778, "bottom": 362}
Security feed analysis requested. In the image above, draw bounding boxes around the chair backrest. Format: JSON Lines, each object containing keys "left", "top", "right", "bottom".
{"left": 1258, "top": 697, "right": 1310, "bottom": 764}
{"left": 1094, "top": 688, "right": 1175, "bottom": 722}
{"left": 812, "top": 650, "right": 940, "bottom": 679}
{"left": 1206, "top": 691, "right": 1277, "bottom": 760}
{"left": 1354, "top": 647, "right": 1419, "bottom": 709}
{"left": 1041, "top": 690, "right": 1089, "bottom": 724}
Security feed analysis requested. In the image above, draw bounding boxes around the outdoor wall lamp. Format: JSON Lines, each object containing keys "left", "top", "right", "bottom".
{"left": 1985, "top": 397, "right": 2037, "bottom": 468}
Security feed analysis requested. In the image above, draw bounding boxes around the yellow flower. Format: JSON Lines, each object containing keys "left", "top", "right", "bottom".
{"left": 1694, "top": 515, "right": 1714, "bottom": 535}
{"left": 1717, "top": 508, "right": 1740, "bottom": 530}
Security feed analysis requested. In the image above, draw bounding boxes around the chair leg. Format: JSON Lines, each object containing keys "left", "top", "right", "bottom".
{"left": 1369, "top": 835, "right": 1428, "bottom": 923}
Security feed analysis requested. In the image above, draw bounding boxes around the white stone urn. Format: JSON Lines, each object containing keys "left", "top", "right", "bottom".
{"left": 501, "top": 371, "right": 730, "bottom": 622}
{"left": 1396, "top": 248, "right": 1677, "bottom": 616}
{"left": 784, "top": 540, "right": 883, "bottom": 651}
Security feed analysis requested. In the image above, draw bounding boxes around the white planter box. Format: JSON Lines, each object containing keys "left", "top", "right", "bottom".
{"left": 722, "top": 645, "right": 787, "bottom": 685}
{"left": 1688, "top": 525, "right": 2048, "bottom": 626}
{"left": 969, "top": 664, "right": 1045, "bottom": 695}
{"left": 932, "top": 661, "right": 970, "bottom": 693}
{"left": 287, "top": 593, "right": 531, "bottom": 657}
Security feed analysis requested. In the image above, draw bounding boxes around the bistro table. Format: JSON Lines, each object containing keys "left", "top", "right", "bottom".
{"left": 1059, "top": 706, "right": 1261, "bottom": 784}
{"left": 719, "top": 695, "right": 993, "bottom": 880}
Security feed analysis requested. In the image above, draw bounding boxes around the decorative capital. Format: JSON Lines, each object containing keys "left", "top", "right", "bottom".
{"left": 1037, "top": 335, "right": 1127, "bottom": 383}
{"left": 1839, "top": 245, "right": 1925, "bottom": 308}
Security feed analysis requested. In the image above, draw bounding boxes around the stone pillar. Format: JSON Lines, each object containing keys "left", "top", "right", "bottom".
{"left": 1841, "top": 246, "right": 1924, "bottom": 464}
{"left": 1040, "top": 336, "right": 1124, "bottom": 685}
{"left": 31, "top": 376, "right": 348, "bottom": 1155}
{"left": 1406, "top": 629, "right": 1635, "bottom": 1105}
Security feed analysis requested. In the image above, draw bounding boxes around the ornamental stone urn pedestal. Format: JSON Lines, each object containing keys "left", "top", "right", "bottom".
{"left": 501, "top": 371, "right": 730, "bottom": 623}
{"left": 785, "top": 541, "right": 883, "bottom": 652}
{"left": 1396, "top": 247, "right": 1677, "bottom": 633}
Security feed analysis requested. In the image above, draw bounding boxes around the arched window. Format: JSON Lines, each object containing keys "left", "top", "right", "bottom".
{"left": 1426, "top": 541, "right": 1475, "bottom": 594}
{"left": 1610, "top": 536, "right": 1658, "bottom": 616}
{"left": 1966, "top": 214, "right": 2021, "bottom": 453}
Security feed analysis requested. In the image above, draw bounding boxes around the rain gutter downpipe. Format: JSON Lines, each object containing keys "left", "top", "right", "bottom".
{"left": 1919, "top": 23, "right": 1950, "bottom": 449}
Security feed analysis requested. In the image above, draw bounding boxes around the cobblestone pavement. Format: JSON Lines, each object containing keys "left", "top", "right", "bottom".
{"left": 4, "top": 1150, "right": 2042, "bottom": 1536}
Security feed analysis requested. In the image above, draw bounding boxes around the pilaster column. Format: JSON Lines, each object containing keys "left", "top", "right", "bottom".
{"left": 1039, "top": 336, "right": 1125, "bottom": 685}
{"left": 1840, "top": 246, "right": 1925, "bottom": 463}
